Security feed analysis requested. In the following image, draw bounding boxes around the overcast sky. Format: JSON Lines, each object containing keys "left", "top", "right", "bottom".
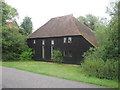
{"left": 5, "top": 0, "right": 112, "bottom": 32}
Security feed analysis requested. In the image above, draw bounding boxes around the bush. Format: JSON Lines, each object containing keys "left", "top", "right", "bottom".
{"left": 51, "top": 50, "right": 64, "bottom": 64}
{"left": 19, "top": 48, "right": 33, "bottom": 61}
{"left": 2, "top": 27, "right": 28, "bottom": 61}
{"left": 81, "top": 58, "right": 118, "bottom": 80}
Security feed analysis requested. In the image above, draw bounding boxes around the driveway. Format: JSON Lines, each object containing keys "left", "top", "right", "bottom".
{"left": 2, "top": 66, "right": 107, "bottom": 88}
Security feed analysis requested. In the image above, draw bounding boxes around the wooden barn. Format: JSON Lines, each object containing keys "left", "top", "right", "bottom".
{"left": 27, "top": 15, "right": 97, "bottom": 64}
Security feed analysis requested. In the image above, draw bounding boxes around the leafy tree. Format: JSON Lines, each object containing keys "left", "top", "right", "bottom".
{"left": 20, "top": 16, "right": 33, "bottom": 35}
{"left": 81, "top": 1, "right": 119, "bottom": 80}
{"left": 77, "top": 14, "right": 105, "bottom": 31}
{"left": 2, "top": 26, "right": 28, "bottom": 61}
{"left": 2, "top": 2, "right": 33, "bottom": 61}
{"left": 1, "top": 1, "right": 18, "bottom": 26}
{"left": 106, "top": 1, "right": 118, "bottom": 16}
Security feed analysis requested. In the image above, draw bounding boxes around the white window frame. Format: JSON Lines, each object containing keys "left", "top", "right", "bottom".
{"left": 63, "top": 37, "right": 67, "bottom": 43}
{"left": 68, "top": 37, "right": 72, "bottom": 43}
{"left": 42, "top": 40, "right": 45, "bottom": 45}
{"left": 33, "top": 40, "right": 36, "bottom": 44}
{"left": 51, "top": 40, "right": 54, "bottom": 45}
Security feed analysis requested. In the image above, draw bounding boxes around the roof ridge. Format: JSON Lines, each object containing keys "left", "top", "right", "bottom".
{"left": 70, "top": 15, "right": 82, "bottom": 35}
{"left": 51, "top": 14, "right": 73, "bottom": 19}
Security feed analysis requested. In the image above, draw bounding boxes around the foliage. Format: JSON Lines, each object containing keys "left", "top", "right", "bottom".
{"left": 51, "top": 50, "right": 64, "bottom": 64}
{"left": 77, "top": 14, "right": 105, "bottom": 31}
{"left": 81, "top": 1, "right": 119, "bottom": 80}
{"left": 1, "top": 1, "right": 18, "bottom": 26}
{"left": 2, "top": 2, "right": 33, "bottom": 61}
{"left": 2, "top": 26, "right": 28, "bottom": 61}
{"left": 106, "top": 1, "right": 118, "bottom": 16}
{"left": 19, "top": 48, "right": 33, "bottom": 61}
{"left": 81, "top": 22, "right": 119, "bottom": 80}
{"left": 81, "top": 55, "right": 118, "bottom": 80}
{"left": 20, "top": 16, "right": 33, "bottom": 35}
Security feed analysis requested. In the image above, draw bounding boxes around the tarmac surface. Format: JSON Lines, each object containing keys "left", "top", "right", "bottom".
{"left": 1, "top": 66, "right": 107, "bottom": 88}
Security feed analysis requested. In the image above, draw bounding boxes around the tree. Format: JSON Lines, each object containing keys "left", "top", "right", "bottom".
{"left": 2, "top": 26, "right": 28, "bottom": 61}
{"left": 20, "top": 16, "right": 33, "bottom": 35}
{"left": 81, "top": 1, "right": 119, "bottom": 80}
{"left": 106, "top": 1, "right": 118, "bottom": 16}
{"left": 2, "top": 2, "right": 33, "bottom": 61}
{"left": 1, "top": 1, "right": 18, "bottom": 26}
{"left": 77, "top": 14, "right": 105, "bottom": 31}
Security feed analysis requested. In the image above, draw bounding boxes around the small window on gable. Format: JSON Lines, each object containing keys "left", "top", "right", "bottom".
{"left": 51, "top": 40, "right": 54, "bottom": 45}
{"left": 68, "top": 37, "right": 72, "bottom": 43}
{"left": 64, "top": 37, "right": 67, "bottom": 43}
{"left": 42, "top": 40, "right": 45, "bottom": 45}
{"left": 33, "top": 40, "right": 36, "bottom": 44}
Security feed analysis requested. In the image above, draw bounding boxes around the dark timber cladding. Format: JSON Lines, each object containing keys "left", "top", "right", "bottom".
{"left": 27, "top": 14, "right": 97, "bottom": 64}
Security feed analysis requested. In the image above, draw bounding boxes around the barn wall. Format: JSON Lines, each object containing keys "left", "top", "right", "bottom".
{"left": 27, "top": 35, "right": 93, "bottom": 64}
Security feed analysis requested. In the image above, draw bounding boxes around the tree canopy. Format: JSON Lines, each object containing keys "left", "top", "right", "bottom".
{"left": 81, "top": 1, "right": 119, "bottom": 80}
{"left": 20, "top": 16, "right": 33, "bottom": 35}
{"left": 77, "top": 14, "right": 105, "bottom": 31}
{"left": 1, "top": 1, "right": 18, "bottom": 26}
{"left": 2, "top": 2, "right": 33, "bottom": 61}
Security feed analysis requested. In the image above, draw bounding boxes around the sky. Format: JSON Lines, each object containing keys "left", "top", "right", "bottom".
{"left": 5, "top": 0, "right": 113, "bottom": 32}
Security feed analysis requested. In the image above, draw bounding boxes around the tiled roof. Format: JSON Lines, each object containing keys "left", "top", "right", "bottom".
{"left": 28, "top": 15, "right": 97, "bottom": 46}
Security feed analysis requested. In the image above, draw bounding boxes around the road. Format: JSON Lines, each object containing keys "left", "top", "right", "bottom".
{"left": 2, "top": 66, "right": 107, "bottom": 88}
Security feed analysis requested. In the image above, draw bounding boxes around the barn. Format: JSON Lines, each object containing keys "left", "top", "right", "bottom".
{"left": 27, "top": 14, "right": 97, "bottom": 64}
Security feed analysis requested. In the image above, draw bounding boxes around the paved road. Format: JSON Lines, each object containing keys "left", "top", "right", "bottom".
{"left": 2, "top": 66, "right": 106, "bottom": 88}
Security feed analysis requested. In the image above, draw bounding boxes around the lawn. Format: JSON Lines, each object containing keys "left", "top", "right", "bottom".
{"left": 1, "top": 61, "right": 118, "bottom": 88}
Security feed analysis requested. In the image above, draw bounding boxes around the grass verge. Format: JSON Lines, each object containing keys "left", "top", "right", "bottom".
{"left": 1, "top": 61, "right": 118, "bottom": 88}
{"left": 0, "top": 62, "right": 2, "bottom": 66}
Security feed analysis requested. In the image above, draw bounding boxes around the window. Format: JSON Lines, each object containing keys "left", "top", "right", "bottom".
{"left": 51, "top": 40, "right": 54, "bottom": 45}
{"left": 63, "top": 37, "right": 72, "bottom": 43}
{"left": 42, "top": 40, "right": 45, "bottom": 58}
{"left": 42, "top": 46, "right": 45, "bottom": 59}
{"left": 63, "top": 50, "right": 72, "bottom": 57}
{"left": 33, "top": 40, "right": 36, "bottom": 44}
{"left": 68, "top": 51, "right": 72, "bottom": 57}
{"left": 68, "top": 37, "right": 72, "bottom": 43}
{"left": 63, "top": 51, "right": 66, "bottom": 56}
{"left": 42, "top": 40, "right": 45, "bottom": 45}
{"left": 51, "top": 46, "right": 54, "bottom": 58}
{"left": 64, "top": 38, "right": 67, "bottom": 43}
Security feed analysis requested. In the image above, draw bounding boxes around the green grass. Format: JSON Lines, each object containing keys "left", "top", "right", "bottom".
{"left": 1, "top": 61, "right": 118, "bottom": 88}
{"left": 0, "top": 62, "right": 2, "bottom": 66}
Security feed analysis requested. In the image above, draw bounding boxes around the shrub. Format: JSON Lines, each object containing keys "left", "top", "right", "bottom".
{"left": 51, "top": 50, "right": 64, "bottom": 64}
{"left": 19, "top": 48, "right": 33, "bottom": 61}
{"left": 81, "top": 58, "right": 118, "bottom": 80}
{"left": 2, "top": 27, "right": 28, "bottom": 61}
